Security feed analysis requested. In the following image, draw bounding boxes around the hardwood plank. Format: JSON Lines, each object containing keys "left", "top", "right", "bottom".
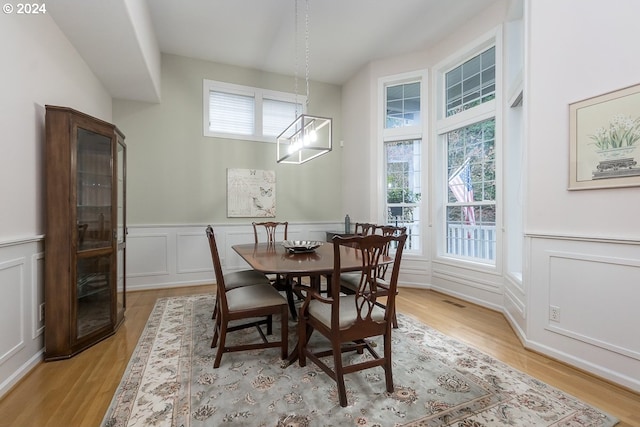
{"left": 0, "top": 285, "right": 637, "bottom": 426}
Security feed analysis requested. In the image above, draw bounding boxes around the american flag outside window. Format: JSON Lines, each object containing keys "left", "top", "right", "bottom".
{"left": 448, "top": 160, "right": 475, "bottom": 226}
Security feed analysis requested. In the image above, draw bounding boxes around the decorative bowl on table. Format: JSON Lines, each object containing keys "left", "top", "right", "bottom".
{"left": 282, "top": 240, "right": 324, "bottom": 253}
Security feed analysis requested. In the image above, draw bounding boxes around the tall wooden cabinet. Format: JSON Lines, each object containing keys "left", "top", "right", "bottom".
{"left": 44, "top": 106, "right": 126, "bottom": 361}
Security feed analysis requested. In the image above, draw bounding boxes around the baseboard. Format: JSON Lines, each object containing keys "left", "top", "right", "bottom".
{"left": 0, "top": 350, "right": 43, "bottom": 399}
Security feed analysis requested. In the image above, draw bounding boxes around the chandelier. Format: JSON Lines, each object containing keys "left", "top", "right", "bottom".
{"left": 276, "top": 0, "right": 332, "bottom": 164}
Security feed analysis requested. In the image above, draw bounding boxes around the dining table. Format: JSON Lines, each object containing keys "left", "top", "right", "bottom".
{"left": 232, "top": 239, "right": 391, "bottom": 365}
{"left": 232, "top": 240, "right": 367, "bottom": 290}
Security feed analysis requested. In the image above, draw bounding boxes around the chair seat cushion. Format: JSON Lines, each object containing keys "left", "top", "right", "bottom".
{"left": 224, "top": 269, "right": 270, "bottom": 290}
{"left": 308, "top": 295, "right": 386, "bottom": 329}
{"left": 227, "top": 284, "right": 287, "bottom": 311}
{"left": 340, "top": 273, "right": 390, "bottom": 293}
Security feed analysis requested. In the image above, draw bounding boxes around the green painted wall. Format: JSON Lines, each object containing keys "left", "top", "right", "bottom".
{"left": 114, "top": 54, "right": 343, "bottom": 225}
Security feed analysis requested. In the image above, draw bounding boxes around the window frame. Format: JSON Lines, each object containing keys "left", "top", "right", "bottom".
{"left": 432, "top": 28, "right": 502, "bottom": 269}
{"left": 203, "top": 79, "right": 305, "bottom": 143}
{"left": 378, "top": 70, "right": 428, "bottom": 256}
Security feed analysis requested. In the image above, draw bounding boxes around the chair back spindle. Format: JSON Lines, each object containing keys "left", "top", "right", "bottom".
{"left": 354, "top": 222, "right": 375, "bottom": 236}
{"left": 332, "top": 234, "right": 406, "bottom": 330}
{"left": 373, "top": 225, "right": 407, "bottom": 279}
{"left": 252, "top": 221, "right": 288, "bottom": 244}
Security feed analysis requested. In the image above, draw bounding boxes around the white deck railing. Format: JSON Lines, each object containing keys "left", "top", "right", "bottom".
{"left": 385, "top": 222, "right": 496, "bottom": 260}
{"left": 447, "top": 223, "right": 496, "bottom": 260}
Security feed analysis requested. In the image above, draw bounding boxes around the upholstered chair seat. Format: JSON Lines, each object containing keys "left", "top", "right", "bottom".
{"left": 226, "top": 284, "right": 289, "bottom": 311}
{"left": 224, "top": 270, "right": 270, "bottom": 290}
{"left": 308, "top": 295, "right": 386, "bottom": 329}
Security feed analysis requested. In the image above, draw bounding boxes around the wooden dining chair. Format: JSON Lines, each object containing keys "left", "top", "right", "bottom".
{"left": 252, "top": 221, "right": 288, "bottom": 243}
{"left": 252, "top": 221, "right": 300, "bottom": 320}
{"left": 206, "top": 226, "right": 270, "bottom": 320}
{"left": 353, "top": 222, "right": 375, "bottom": 236}
{"left": 206, "top": 226, "right": 288, "bottom": 367}
{"left": 340, "top": 225, "right": 407, "bottom": 328}
{"left": 297, "top": 233, "right": 407, "bottom": 407}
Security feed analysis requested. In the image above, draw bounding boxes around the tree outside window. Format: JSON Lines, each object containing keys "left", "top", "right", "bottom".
{"left": 385, "top": 139, "right": 421, "bottom": 251}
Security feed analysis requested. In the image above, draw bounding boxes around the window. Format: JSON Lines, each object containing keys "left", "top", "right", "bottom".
{"left": 385, "top": 139, "right": 421, "bottom": 251}
{"left": 380, "top": 72, "right": 426, "bottom": 254}
{"left": 436, "top": 40, "right": 499, "bottom": 264}
{"left": 208, "top": 90, "right": 255, "bottom": 135}
{"left": 446, "top": 119, "right": 496, "bottom": 260}
{"left": 445, "top": 47, "right": 495, "bottom": 117}
{"left": 203, "top": 79, "right": 303, "bottom": 142}
{"left": 263, "top": 98, "right": 300, "bottom": 137}
{"left": 386, "top": 82, "right": 421, "bottom": 128}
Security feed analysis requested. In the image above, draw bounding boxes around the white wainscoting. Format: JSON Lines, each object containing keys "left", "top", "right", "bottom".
{"left": 430, "top": 260, "right": 504, "bottom": 311}
{"left": 0, "top": 237, "right": 44, "bottom": 398}
{"left": 527, "top": 234, "right": 640, "bottom": 392}
{"left": 503, "top": 272, "right": 526, "bottom": 343}
{"left": 2, "top": 228, "right": 638, "bottom": 397}
{"left": 125, "top": 223, "right": 344, "bottom": 291}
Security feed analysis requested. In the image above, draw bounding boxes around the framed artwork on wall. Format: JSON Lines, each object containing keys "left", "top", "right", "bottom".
{"left": 569, "top": 83, "right": 640, "bottom": 190}
{"left": 227, "top": 168, "right": 276, "bottom": 217}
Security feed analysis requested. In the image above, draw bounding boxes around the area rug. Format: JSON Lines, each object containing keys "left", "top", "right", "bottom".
{"left": 101, "top": 294, "right": 618, "bottom": 427}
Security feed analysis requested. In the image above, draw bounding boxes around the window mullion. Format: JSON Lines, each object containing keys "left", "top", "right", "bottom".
{"left": 436, "top": 100, "right": 495, "bottom": 135}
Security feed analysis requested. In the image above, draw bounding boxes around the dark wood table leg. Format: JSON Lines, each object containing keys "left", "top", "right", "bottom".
{"left": 284, "top": 274, "right": 320, "bottom": 367}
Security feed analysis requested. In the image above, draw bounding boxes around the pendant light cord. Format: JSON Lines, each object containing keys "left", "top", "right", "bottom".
{"left": 294, "top": 0, "right": 299, "bottom": 116}
{"left": 293, "top": 0, "right": 310, "bottom": 116}
{"left": 304, "top": 0, "right": 310, "bottom": 109}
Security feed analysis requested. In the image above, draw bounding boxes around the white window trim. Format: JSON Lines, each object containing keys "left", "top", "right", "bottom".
{"left": 202, "top": 79, "right": 306, "bottom": 143}
{"left": 431, "top": 26, "right": 503, "bottom": 271}
{"left": 377, "top": 70, "right": 428, "bottom": 256}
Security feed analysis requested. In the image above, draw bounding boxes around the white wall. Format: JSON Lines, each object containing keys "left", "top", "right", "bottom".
{"left": 0, "top": 14, "right": 112, "bottom": 240}
{"left": 501, "top": 2, "right": 526, "bottom": 341}
{"left": 0, "top": 13, "right": 112, "bottom": 396}
{"left": 523, "top": 0, "right": 640, "bottom": 391}
{"left": 341, "top": 65, "right": 373, "bottom": 223}
{"left": 526, "top": 0, "right": 640, "bottom": 240}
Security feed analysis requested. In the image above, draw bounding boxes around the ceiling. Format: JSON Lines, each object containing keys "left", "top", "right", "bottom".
{"left": 48, "top": 0, "right": 499, "bottom": 102}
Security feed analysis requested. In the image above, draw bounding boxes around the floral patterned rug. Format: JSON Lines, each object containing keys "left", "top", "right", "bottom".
{"left": 101, "top": 294, "right": 618, "bottom": 427}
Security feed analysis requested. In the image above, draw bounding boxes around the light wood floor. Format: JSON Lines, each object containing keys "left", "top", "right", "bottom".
{"left": 0, "top": 285, "right": 638, "bottom": 426}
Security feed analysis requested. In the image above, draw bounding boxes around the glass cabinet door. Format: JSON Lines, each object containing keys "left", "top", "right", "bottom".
{"left": 76, "top": 255, "right": 112, "bottom": 338}
{"left": 76, "top": 128, "right": 113, "bottom": 250}
{"left": 75, "top": 127, "right": 113, "bottom": 338}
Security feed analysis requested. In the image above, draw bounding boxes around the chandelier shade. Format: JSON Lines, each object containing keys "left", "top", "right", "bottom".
{"left": 276, "top": 114, "right": 332, "bottom": 164}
